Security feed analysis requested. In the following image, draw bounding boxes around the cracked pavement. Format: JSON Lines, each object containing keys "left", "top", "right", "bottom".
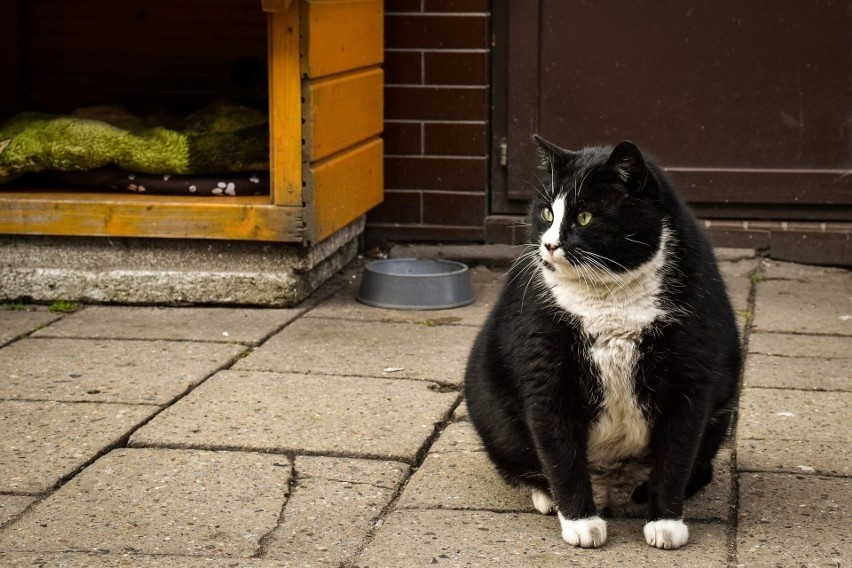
{"left": 0, "top": 249, "right": 849, "bottom": 566}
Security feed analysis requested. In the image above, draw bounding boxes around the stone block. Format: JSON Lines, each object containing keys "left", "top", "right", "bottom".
{"left": 357, "top": 510, "right": 728, "bottom": 566}
{"left": 399, "top": 444, "right": 732, "bottom": 522}
{"left": 453, "top": 400, "right": 470, "bottom": 421}
{"left": 761, "top": 260, "right": 851, "bottom": 281}
{"left": 0, "top": 308, "right": 60, "bottom": 347}
{"left": 263, "top": 456, "right": 408, "bottom": 565}
{"left": 0, "top": 554, "right": 284, "bottom": 567}
{"left": 749, "top": 332, "right": 852, "bottom": 359}
{"left": 0, "top": 338, "right": 245, "bottom": 404}
{"left": 752, "top": 279, "right": 852, "bottom": 336}
{"left": 0, "top": 496, "right": 36, "bottom": 528}
{"left": 0, "top": 401, "right": 155, "bottom": 493}
{"left": 233, "top": 318, "right": 478, "bottom": 386}
{"left": 718, "top": 257, "right": 759, "bottom": 312}
{"left": 430, "top": 421, "right": 485, "bottom": 454}
{"left": 738, "top": 388, "right": 850, "bottom": 442}
{"left": 32, "top": 306, "right": 302, "bottom": 344}
{"left": 0, "top": 449, "right": 290, "bottom": 557}
{"left": 737, "top": 388, "right": 851, "bottom": 476}
{"left": 714, "top": 248, "right": 756, "bottom": 262}
{"left": 738, "top": 473, "right": 849, "bottom": 567}
{"left": 129, "top": 371, "right": 458, "bottom": 462}
{"left": 0, "top": 219, "right": 364, "bottom": 307}
{"left": 737, "top": 438, "right": 850, "bottom": 476}
{"left": 398, "top": 451, "right": 529, "bottom": 512}
{"left": 296, "top": 455, "right": 409, "bottom": 489}
{"left": 744, "top": 353, "right": 850, "bottom": 392}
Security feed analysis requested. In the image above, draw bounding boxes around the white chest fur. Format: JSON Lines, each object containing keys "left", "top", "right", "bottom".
{"left": 541, "top": 232, "right": 670, "bottom": 469}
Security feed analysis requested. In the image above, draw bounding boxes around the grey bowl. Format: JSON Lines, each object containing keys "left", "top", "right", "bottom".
{"left": 356, "top": 258, "right": 474, "bottom": 310}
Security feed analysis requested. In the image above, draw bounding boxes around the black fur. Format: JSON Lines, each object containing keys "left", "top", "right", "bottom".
{"left": 464, "top": 137, "right": 741, "bottom": 537}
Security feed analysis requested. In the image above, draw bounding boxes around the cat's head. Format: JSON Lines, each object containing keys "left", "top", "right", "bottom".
{"left": 530, "top": 136, "right": 668, "bottom": 277}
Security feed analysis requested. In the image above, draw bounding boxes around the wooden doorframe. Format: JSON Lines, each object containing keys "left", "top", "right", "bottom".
{"left": 488, "top": 0, "right": 536, "bottom": 217}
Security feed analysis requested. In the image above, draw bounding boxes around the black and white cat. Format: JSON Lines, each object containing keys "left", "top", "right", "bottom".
{"left": 464, "top": 137, "right": 741, "bottom": 550}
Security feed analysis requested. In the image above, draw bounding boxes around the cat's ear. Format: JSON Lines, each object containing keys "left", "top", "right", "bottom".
{"left": 606, "top": 140, "right": 650, "bottom": 192}
{"left": 533, "top": 134, "right": 574, "bottom": 171}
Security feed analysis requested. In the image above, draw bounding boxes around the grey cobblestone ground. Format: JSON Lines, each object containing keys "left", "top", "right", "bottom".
{"left": 0, "top": 250, "right": 849, "bottom": 567}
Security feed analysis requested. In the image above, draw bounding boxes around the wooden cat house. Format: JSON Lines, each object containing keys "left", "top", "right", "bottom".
{"left": 0, "top": 0, "right": 383, "bottom": 247}
{"left": 0, "top": 0, "right": 383, "bottom": 305}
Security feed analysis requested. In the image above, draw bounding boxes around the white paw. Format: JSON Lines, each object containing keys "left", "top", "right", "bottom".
{"left": 531, "top": 488, "right": 554, "bottom": 514}
{"left": 558, "top": 513, "right": 607, "bottom": 548}
{"left": 644, "top": 518, "right": 689, "bottom": 549}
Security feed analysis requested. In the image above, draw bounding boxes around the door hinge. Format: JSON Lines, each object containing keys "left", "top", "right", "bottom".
{"left": 498, "top": 138, "right": 508, "bottom": 167}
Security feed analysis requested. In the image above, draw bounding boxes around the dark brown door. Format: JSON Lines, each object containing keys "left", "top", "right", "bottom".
{"left": 492, "top": 1, "right": 852, "bottom": 223}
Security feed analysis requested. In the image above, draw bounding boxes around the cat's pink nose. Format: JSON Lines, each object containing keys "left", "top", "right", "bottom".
{"left": 545, "top": 243, "right": 559, "bottom": 256}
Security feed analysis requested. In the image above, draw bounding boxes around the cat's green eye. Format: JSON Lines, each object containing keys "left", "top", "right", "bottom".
{"left": 577, "top": 211, "right": 593, "bottom": 226}
{"left": 541, "top": 207, "right": 554, "bottom": 223}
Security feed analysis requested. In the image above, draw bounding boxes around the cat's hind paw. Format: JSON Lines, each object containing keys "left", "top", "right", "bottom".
{"left": 558, "top": 514, "right": 607, "bottom": 548}
{"left": 531, "top": 488, "right": 554, "bottom": 514}
{"left": 644, "top": 518, "right": 689, "bottom": 550}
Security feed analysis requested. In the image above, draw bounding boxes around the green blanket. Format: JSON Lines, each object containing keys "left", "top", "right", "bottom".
{"left": 0, "top": 101, "right": 269, "bottom": 184}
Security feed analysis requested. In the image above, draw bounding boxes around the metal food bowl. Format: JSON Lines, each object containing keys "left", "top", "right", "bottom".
{"left": 356, "top": 258, "right": 474, "bottom": 310}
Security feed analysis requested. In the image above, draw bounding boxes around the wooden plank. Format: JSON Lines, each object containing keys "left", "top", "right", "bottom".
{"left": 308, "top": 137, "right": 383, "bottom": 243}
{"left": 267, "top": 2, "right": 304, "bottom": 209}
{"left": 306, "top": 67, "right": 383, "bottom": 161}
{"left": 262, "top": 0, "right": 294, "bottom": 11}
{"left": 303, "top": 0, "right": 383, "bottom": 79}
{"left": 0, "top": 193, "right": 303, "bottom": 242}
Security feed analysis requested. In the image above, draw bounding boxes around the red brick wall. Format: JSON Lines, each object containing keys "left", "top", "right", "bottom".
{"left": 366, "top": 0, "right": 491, "bottom": 246}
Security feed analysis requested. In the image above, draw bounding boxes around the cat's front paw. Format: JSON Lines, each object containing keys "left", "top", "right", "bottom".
{"left": 531, "top": 488, "right": 554, "bottom": 514}
{"left": 643, "top": 518, "right": 689, "bottom": 549}
{"left": 558, "top": 514, "right": 607, "bottom": 548}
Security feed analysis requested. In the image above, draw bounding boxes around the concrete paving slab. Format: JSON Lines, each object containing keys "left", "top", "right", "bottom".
{"left": 357, "top": 510, "right": 728, "bottom": 566}
{"left": 752, "top": 279, "right": 852, "bottom": 336}
{"left": 737, "top": 438, "right": 850, "bottom": 476}
{"left": 718, "top": 258, "right": 759, "bottom": 312}
{"left": 744, "top": 353, "right": 851, "bottom": 391}
{"left": 0, "top": 308, "right": 60, "bottom": 346}
{"left": 261, "top": 457, "right": 408, "bottom": 564}
{"left": 738, "top": 473, "right": 849, "bottom": 567}
{"left": 430, "top": 421, "right": 485, "bottom": 454}
{"left": 306, "top": 265, "right": 503, "bottom": 329}
{"left": 453, "top": 401, "right": 470, "bottom": 421}
{"left": 738, "top": 388, "right": 851, "bottom": 442}
{"left": 398, "top": 450, "right": 530, "bottom": 512}
{"left": 0, "top": 401, "right": 155, "bottom": 493}
{"left": 714, "top": 248, "right": 757, "bottom": 262}
{"left": 129, "top": 371, "right": 458, "bottom": 462}
{"left": 31, "top": 306, "right": 302, "bottom": 344}
{"left": 761, "top": 259, "right": 851, "bottom": 281}
{"left": 296, "top": 455, "right": 410, "bottom": 490}
{"left": 233, "top": 318, "right": 478, "bottom": 386}
{"left": 0, "top": 338, "right": 245, "bottom": 404}
{"left": 0, "top": 495, "right": 36, "bottom": 528}
{"left": 749, "top": 331, "right": 852, "bottom": 359}
{"left": 399, "top": 445, "right": 732, "bottom": 522}
{"left": 0, "top": 554, "right": 286, "bottom": 567}
{"left": 0, "top": 448, "right": 290, "bottom": 557}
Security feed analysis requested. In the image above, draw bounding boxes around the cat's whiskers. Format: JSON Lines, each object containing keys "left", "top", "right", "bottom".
{"left": 520, "top": 255, "right": 547, "bottom": 313}
{"left": 625, "top": 233, "right": 651, "bottom": 247}
{"left": 504, "top": 246, "right": 540, "bottom": 283}
{"left": 577, "top": 257, "right": 621, "bottom": 301}
{"left": 572, "top": 167, "right": 595, "bottom": 206}
{"left": 576, "top": 255, "right": 637, "bottom": 302}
